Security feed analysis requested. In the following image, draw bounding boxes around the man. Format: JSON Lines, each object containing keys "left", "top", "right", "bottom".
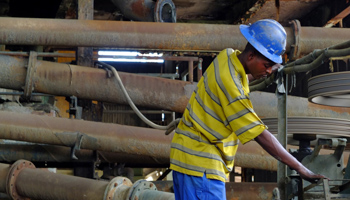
{"left": 169, "top": 19, "right": 325, "bottom": 199}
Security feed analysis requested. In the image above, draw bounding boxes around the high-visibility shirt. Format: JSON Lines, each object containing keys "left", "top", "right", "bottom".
{"left": 170, "top": 48, "right": 267, "bottom": 182}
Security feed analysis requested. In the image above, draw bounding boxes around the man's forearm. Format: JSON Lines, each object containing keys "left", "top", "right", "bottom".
{"left": 254, "top": 129, "right": 303, "bottom": 171}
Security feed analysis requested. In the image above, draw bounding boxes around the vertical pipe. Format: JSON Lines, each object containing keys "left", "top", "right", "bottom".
{"left": 197, "top": 58, "right": 203, "bottom": 81}
{"left": 277, "top": 76, "right": 288, "bottom": 200}
{"left": 77, "top": 0, "right": 94, "bottom": 67}
{"left": 188, "top": 60, "right": 193, "bottom": 83}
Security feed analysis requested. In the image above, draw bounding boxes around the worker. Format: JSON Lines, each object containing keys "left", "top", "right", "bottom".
{"left": 169, "top": 19, "right": 326, "bottom": 199}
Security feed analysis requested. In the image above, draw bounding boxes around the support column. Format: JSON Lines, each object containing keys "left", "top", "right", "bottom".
{"left": 277, "top": 75, "right": 288, "bottom": 200}
{"left": 76, "top": 0, "right": 103, "bottom": 124}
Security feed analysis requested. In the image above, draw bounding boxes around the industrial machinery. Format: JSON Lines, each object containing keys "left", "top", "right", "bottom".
{"left": 0, "top": 0, "right": 349, "bottom": 199}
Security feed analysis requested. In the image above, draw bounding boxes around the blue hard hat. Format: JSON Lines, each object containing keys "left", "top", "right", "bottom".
{"left": 239, "top": 19, "right": 286, "bottom": 64}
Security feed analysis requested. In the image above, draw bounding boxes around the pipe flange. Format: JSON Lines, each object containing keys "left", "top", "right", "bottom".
{"left": 288, "top": 20, "right": 301, "bottom": 60}
{"left": 103, "top": 176, "right": 132, "bottom": 200}
{"left": 128, "top": 179, "right": 157, "bottom": 200}
{"left": 6, "top": 160, "right": 36, "bottom": 200}
{"left": 154, "top": 0, "right": 176, "bottom": 23}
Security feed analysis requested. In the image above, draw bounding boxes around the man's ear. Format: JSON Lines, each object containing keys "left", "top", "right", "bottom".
{"left": 247, "top": 51, "right": 256, "bottom": 61}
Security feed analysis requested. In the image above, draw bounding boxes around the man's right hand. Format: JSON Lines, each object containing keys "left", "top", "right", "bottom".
{"left": 296, "top": 166, "right": 328, "bottom": 184}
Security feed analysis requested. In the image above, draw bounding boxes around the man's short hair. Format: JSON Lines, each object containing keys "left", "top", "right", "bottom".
{"left": 244, "top": 42, "right": 274, "bottom": 63}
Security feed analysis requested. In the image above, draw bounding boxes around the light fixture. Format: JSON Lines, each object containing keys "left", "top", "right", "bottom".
{"left": 98, "top": 51, "right": 164, "bottom": 63}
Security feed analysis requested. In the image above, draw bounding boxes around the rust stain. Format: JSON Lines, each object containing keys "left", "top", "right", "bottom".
{"left": 308, "top": 101, "right": 350, "bottom": 114}
{"left": 131, "top": 0, "right": 150, "bottom": 18}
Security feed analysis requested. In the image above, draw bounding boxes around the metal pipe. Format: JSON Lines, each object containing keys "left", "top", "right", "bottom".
{"left": 0, "top": 143, "right": 170, "bottom": 167}
{"left": 0, "top": 17, "right": 350, "bottom": 53}
{"left": 2, "top": 54, "right": 350, "bottom": 118}
{"left": 0, "top": 161, "right": 110, "bottom": 199}
{"left": 0, "top": 110, "right": 279, "bottom": 170}
{"left": 188, "top": 60, "right": 193, "bottom": 83}
{"left": 0, "top": 111, "right": 347, "bottom": 170}
{"left": 16, "top": 168, "right": 108, "bottom": 200}
{"left": 0, "top": 54, "right": 195, "bottom": 113}
{"left": 277, "top": 76, "right": 288, "bottom": 200}
{"left": 0, "top": 51, "right": 200, "bottom": 63}
{"left": 0, "top": 160, "right": 173, "bottom": 200}
{"left": 197, "top": 58, "right": 203, "bottom": 81}
{"left": 0, "top": 111, "right": 172, "bottom": 160}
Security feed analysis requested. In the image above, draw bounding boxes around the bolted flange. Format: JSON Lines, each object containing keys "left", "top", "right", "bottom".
{"left": 103, "top": 176, "right": 133, "bottom": 200}
{"left": 128, "top": 179, "right": 157, "bottom": 200}
{"left": 6, "top": 160, "right": 36, "bottom": 200}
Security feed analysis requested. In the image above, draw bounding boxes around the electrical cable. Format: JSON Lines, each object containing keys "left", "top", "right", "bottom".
{"left": 98, "top": 61, "right": 180, "bottom": 132}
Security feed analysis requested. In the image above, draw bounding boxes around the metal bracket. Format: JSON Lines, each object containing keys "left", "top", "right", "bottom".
{"left": 6, "top": 160, "right": 36, "bottom": 200}
{"left": 70, "top": 132, "right": 84, "bottom": 160}
{"left": 23, "top": 51, "right": 38, "bottom": 100}
{"left": 312, "top": 138, "right": 347, "bottom": 161}
{"left": 274, "top": 65, "right": 286, "bottom": 94}
{"left": 68, "top": 96, "right": 82, "bottom": 119}
{"left": 289, "top": 19, "right": 301, "bottom": 60}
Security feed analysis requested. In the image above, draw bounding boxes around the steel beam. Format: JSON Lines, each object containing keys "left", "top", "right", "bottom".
{"left": 0, "top": 17, "right": 350, "bottom": 54}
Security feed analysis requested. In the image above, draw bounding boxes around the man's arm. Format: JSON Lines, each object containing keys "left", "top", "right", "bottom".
{"left": 255, "top": 129, "right": 326, "bottom": 183}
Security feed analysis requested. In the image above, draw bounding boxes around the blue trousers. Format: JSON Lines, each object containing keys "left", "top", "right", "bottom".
{"left": 172, "top": 171, "right": 226, "bottom": 200}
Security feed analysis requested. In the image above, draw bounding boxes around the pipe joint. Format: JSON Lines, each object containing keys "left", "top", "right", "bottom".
{"left": 128, "top": 179, "right": 158, "bottom": 200}
{"left": 6, "top": 160, "right": 35, "bottom": 200}
{"left": 154, "top": 0, "right": 176, "bottom": 23}
{"left": 103, "top": 176, "right": 133, "bottom": 200}
{"left": 289, "top": 19, "right": 301, "bottom": 60}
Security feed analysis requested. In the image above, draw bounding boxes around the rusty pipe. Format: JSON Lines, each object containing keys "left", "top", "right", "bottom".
{"left": 0, "top": 17, "right": 350, "bottom": 53}
{"left": 2, "top": 54, "right": 350, "bottom": 118}
{"left": 0, "top": 160, "right": 109, "bottom": 200}
{"left": 0, "top": 143, "right": 170, "bottom": 167}
{"left": 16, "top": 168, "right": 109, "bottom": 200}
{"left": 0, "top": 111, "right": 346, "bottom": 171}
{"left": 0, "top": 110, "right": 279, "bottom": 170}
{"left": 0, "top": 54, "right": 195, "bottom": 113}
{"left": 0, "top": 111, "right": 172, "bottom": 160}
{"left": 0, "top": 160, "right": 173, "bottom": 200}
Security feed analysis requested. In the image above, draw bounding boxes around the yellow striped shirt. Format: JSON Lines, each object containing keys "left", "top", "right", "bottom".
{"left": 170, "top": 48, "right": 267, "bottom": 182}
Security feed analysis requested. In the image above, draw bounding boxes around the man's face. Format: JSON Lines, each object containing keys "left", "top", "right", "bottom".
{"left": 247, "top": 55, "right": 277, "bottom": 80}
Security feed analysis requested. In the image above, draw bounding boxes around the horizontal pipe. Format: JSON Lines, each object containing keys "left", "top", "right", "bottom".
{"left": 0, "top": 161, "right": 173, "bottom": 200}
{"left": 0, "top": 17, "right": 350, "bottom": 54}
{"left": 0, "top": 161, "right": 109, "bottom": 199}
{"left": 0, "top": 110, "right": 278, "bottom": 170}
{"left": 16, "top": 168, "right": 108, "bottom": 200}
{"left": 1, "top": 111, "right": 346, "bottom": 171}
{"left": 1, "top": 54, "right": 350, "bottom": 118}
{"left": 0, "top": 111, "right": 172, "bottom": 160}
{"left": 0, "top": 54, "right": 194, "bottom": 113}
{"left": 0, "top": 143, "right": 170, "bottom": 167}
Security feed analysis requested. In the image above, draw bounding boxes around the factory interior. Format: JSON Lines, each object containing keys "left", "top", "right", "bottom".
{"left": 0, "top": 0, "right": 350, "bottom": 199}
